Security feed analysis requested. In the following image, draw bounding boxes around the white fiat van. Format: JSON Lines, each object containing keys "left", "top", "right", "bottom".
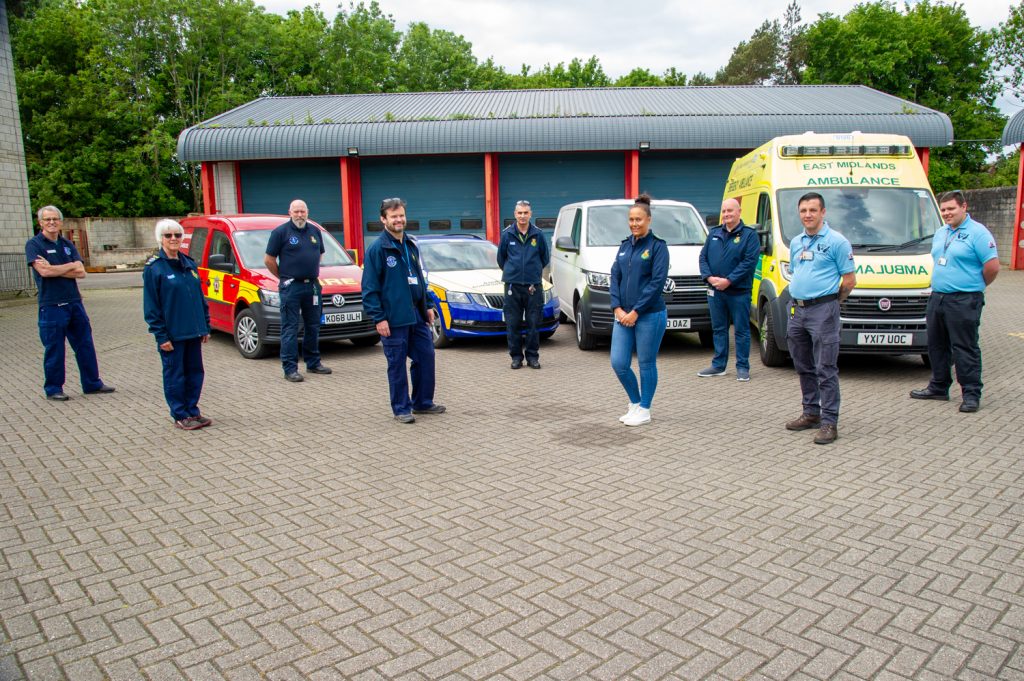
{"left": 550, "top": 199, "right": 712, "bottom": 350}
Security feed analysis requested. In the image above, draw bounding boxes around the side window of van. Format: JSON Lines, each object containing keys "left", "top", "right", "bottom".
{"left": 208, "top": 230, "right": 239, "bottom": 274}
{"left": 186, "top": 227, "right": 209, "bottom": 263}
{"left": 757, "top": 194, "right": 772, "bottom": 231}
{"left": 570, "top": 209, "right": 582, "bottom": 247}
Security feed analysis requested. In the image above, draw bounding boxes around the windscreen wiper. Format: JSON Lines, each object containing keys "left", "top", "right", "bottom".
{"left": 864, "top": 234, "right": 933, "bottom": 252}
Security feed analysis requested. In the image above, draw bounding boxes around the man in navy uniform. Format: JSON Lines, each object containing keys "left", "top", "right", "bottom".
{"left": 784, "top": 192, "right": 856, "bottom": 445}
{"left": 24, "top": 205, "right": 115, "bottom": 401}
{"left": 497, "top": 200, "right": 550, "bottom": 370}
{"left": 910, "top": 190, "right": 999, "bottom": 413}
{"left": 264, "top": 199, "right": 332, "bottom": 382}
{"left": 362, "top": 198, "right": 445, "bottom": 423}
{"left": 697, "top": 197, "right": 761, "bottom": 381}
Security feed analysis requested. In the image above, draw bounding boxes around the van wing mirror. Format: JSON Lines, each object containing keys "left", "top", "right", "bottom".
{"left": 754, "top": 224, "right": 772, "bottom": 255}
{"left": 207, "top": 253, "right": 233, "bottom": 273}
{"left": 554, "top": 236, "right": 578, "bottom": 253}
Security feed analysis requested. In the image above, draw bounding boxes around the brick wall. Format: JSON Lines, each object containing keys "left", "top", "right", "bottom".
{"left": 962, "top": 186, "right": 1017, "bottom": 266}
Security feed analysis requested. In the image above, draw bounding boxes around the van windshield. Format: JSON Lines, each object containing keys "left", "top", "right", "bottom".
{"left": 777, "top": 188, "right": 941, "bottom": 251}
{"left": 234, "top": 228, "right": 354, "bottom": 269}
{"left": 587, "top": 205, "right": 706, "bottom": 247}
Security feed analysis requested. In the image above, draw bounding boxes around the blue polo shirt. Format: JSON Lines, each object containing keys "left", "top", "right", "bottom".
{"left": 265, "top": 220, "right": 325, "bottom": 280}
{"left": 25, "top": 232, "right": 83, "bottom": 306}
{"left": 929, "top": 215, "right": 998, "bottom": 294}
{"left": 787, "top": 223, "right": 855, "bottom": 300}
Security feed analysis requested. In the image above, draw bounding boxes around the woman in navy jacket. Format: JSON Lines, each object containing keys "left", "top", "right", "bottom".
{"left": 143, "top": 219, "right": 211, "bottom": 430}
{"left": 610, "top": 194, "right": 670, "bottom": 426}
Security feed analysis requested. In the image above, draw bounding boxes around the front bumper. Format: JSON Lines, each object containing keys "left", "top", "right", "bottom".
{"left": 443, "top": 299, "right": 560, "bottom": 339}
{"left": 255, "top": 301, "right": 378, "bottom": 342}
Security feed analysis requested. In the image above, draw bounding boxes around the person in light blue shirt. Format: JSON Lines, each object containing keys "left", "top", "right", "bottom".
{"left": 910, "top": 191, "right": 999, "bottom": 413}
{"left": 784, "top": 192, "right": 856, "bottom": 445}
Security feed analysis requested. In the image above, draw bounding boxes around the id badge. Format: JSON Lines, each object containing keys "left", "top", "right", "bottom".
{"left": 408, "top": 276, "right": 418, "bottom": 285}
{"left": 938, "top": 257, "right": 947, "bottom": 266}
{"left": 313, "top": 295, "right": 319, "bottom": 306}
{"left": 707, "top": 288, "right": 715, "bottom": 297}
{"left": 800, "top": 250, "right": 814, "bottom": 261}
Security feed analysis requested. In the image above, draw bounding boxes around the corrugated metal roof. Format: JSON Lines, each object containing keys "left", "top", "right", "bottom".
{"left": 1001, "top": 108, "right": 1024, "bottom": 146}
{"left": 177, "top": 85, "right": 953, "bottom": 162}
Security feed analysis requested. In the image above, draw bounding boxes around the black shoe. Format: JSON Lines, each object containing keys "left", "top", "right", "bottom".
{"left": 192, "top": 415, "right": 212, "bottom": 428}
{"left": 46, "top": 393, "right": 70, "bottom": 401}
{"left": 307, "top": 364, "right": 332, "bottom": 375}
{"left": 394, "top": 413, "right": 416, "bottom": 424}
{"left": 527, "top": 359, "right": 541, "bottom": 370}
{"left": 85, "top": 385, "right": 115, "bottom": 394}
{"left": 909, "top": 387, "right": 949, "bottom": 401}
{"left": 284, "top": 372, "right": 304, "bottom": 382}
{"left": 511, "top": 358, "right": 523, "bottom": 370}
{"left": 959, "top": 400, "right": 979, "bottom": 413}
{"left": 413, "top": 404, "right": 446, "bottom": 414}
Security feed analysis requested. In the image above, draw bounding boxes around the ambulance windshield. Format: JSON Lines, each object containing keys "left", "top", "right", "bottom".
{"left": 777, "top": 188, "right": 941, "bottom": 251}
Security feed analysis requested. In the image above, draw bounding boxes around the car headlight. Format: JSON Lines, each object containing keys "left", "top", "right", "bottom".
{"left": 585, "top": 271, "right": 611, "bottom": 290}
{"left": 780, "top": 261, "right": 793, "bottom": 281}
{"left": 544, "top": 287, "right": 555, "bottom": 303}
{"left": 446, "top": 291, "right": 471, "bottom": 304}
{"left": 259, "top": 290, "right": 280, "bottom": 308}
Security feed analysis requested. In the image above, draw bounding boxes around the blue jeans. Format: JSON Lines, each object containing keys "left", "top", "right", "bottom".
{"left": 159, "top": 337, "right": 204, "bottom": 420}
{"left": 37, "top": 301, "right": 103, "bottom": 396}
{"left": 708, "top": 290, "right": 752, "bottom": 371}
{"left": 503, "top": 283, "right": 543, "bottom": 361}
{"left": 381, "top": 314, "right": 437, "bottom": 415}
{"left": 610, "top": 309, "right": 667, "bottom": 409}
{"left": 279, "top": 280, "right": 321, "bottom": 374}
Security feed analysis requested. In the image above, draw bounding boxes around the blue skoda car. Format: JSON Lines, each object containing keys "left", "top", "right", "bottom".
{"left": 418, "top": 235, "right": 560, "bottom": 348}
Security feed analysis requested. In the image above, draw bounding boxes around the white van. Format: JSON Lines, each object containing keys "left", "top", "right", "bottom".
{"left": 550, "top": 199, "right": 712, "bottom": 350}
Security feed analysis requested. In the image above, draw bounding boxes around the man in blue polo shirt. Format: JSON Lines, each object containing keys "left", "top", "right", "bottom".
{"left": 264, "top": 199, "right": 332, "bottom": 382}
{"left": 24, "top": 205, "right": 115, "bottom": 401}
{"left": 910, "top": 191, "right": 999, "bottom": 413}
{"left": 784, "top": 192, "right": 856, "bottom": 445}
{"left": 697, "top": 197, "right": 761, "bottom": 381}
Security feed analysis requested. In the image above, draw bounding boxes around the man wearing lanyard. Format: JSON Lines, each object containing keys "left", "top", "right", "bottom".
{"left": 264, "top": 199, "right": 332, "bottom": 382}
{"left": 497, "top": 200, "right": 550, "bottom": 370}
{"left": 784, "top": 192, "right": 856, "bottom": 445}
{"left": 910, "top": 191, "right": 999, "bottom": 413}
{"left": 25, "top": 205, "right": 115, "bottom": 401}
{"left": 361, "top": 198, "right": 445, "bottom": 423}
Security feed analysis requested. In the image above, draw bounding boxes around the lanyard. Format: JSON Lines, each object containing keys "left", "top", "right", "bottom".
{"left": 800, "top": 233, "right": 822, "bottom": 254}
{"left": 941, "top": 227, "right": 961, "bottom": 258}
{"left": 402, "top": 239, "right": 416, "bottom": 280}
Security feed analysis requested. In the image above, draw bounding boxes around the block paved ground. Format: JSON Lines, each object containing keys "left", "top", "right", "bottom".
{"left": 1, "top": 272, "right": 1023, "bottom": 680}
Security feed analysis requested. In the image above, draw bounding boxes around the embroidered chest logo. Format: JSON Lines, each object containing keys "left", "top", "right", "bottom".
{"left": 816, "top": 244, "right": 831, "bottom": 255}
{"left": 289, "top": 236, "right": 299, "bottom": 245}
{"left": 64, "top": 246, "right": 72, "bottom": 256}
{"left": 310, "top": 236, "right": 317, "bottom": 244}
{"left": 641, "top": 249, "right": 650, "bottom": 260}
{"left": 530, "top": 238, "right": 537, "bottom": 247}
{"left": 386, "top": 255, "right": 398, "bottom": 268}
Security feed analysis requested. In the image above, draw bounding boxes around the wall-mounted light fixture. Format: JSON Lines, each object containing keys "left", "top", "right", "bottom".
{"left": 638, "top": 141, "right": 651, "bottom": 152}
{"left": 347, "top": 147, "right": 359, "bottom": 157}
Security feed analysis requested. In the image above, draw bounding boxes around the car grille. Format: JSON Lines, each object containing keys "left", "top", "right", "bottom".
{"left": 842, "top": 295, "right": 928, "bottom": 318}
{"left": 479, "top": 294, "right": 505, "bottom": 309}
{"left": 665, "top": 276, "right": 707, "bottom": 305}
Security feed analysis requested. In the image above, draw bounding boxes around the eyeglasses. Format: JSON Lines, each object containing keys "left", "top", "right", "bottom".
{"left": 162, "top": 232, "right": 183, "bottom": 239}
{"left": 40, "top": 217, "right": 62, "bottom": 223}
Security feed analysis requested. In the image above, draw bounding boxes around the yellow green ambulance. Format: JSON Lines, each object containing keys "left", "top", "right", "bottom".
{"left": 723, "top": 131, "right": 941, "bottom": 366}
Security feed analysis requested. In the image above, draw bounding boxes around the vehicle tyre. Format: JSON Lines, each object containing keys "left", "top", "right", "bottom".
{"left": 351, "top": 334, "right": 381, "bottom": 347}
{"left": 558, "top": 310, "right": 570, "bottom": 323}
{"left": 698, "top": 330, "right": 714, "bottom": 349}
{"left": 575, "top": 306, "right": 597, "bottom": 351}
{"left": 758, "top": 303, "right": 787, "bottom": 367}
{"left": 234, "top": 308, "right": 271, "bottom": 359}
{"left": 430, "top": 305, "right": 453, "bottom": 348}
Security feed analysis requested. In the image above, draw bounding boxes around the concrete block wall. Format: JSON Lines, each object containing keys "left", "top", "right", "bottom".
{"left": 963, "top": 187, "right": 1017, "bottom": 266}
{"left": 64, "top": 216, "right": 181, "bottom": 268}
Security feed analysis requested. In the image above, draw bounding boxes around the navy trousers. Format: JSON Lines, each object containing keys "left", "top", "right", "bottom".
{"left": 708, "top": 289, "right": 752, "bottom": 372}
{"left": 38, "top": 301, "right": 103, "bottom": 396}
{"left": 159, "top": 337, "right": 205, "bottom": 420}
{"left": 381, "top": 313, "right": 437, "bottom": 415}
{"left": 787, "top": 300, "right": 841, "bottom": 425}
{"left": 503, "top": 283, "right": 544, "bottom": 361}
{"left": 279, "top": 280, "right": 321, "bottom": 374}
{"left": 926, "top": 291, "right": 984, "bottom": 399}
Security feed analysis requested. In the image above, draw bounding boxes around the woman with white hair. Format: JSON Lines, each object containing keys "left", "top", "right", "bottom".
{"left": 143, "top": 219, "right": 212, "bottom": 430}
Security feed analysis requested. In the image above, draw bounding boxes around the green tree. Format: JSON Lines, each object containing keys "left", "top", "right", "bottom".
{"left": 326, "top": 2, "right": 401, "bottom": 93}
{"left": 396, "top": 22, "right": 479, "bottom": 92}
{"left": 802, "top": 1, "right": 1004, "bottom": 191}
{"left": 994, "top": 1, "right": 1024, "bottom": 104}
{"left": 615, "top": 68, "right": 663, "bottom": 87}
{"left": 715, "top": 19, "right": 781, "bottom": 85}
{"left": 661, "top": 67, "right": 688, "bottom": 86}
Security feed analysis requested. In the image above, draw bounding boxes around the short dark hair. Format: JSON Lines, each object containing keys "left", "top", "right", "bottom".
{"left": 937, "top": 190, "right": 966, "bottom": 206}
{"left": 798, "top": 192, "right": 825, "bottom": 210}
{"left": 379, "top": 197, "right": 406, "bottom": 218}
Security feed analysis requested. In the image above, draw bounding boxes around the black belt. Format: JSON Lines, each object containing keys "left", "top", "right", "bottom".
{"left": 793, "top": 293, "right": 838, "bottom": 307}
{"left": 290, "top": 277, "right": 316, "bottom": 284}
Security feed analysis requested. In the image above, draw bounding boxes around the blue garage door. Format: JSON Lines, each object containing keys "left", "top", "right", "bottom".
{"left": 639, "top": 153, "right": 736, "bottom": 225}
{"left": 360, "top": 156, "right": 485, "bottom": 242}
{"left": 239, "top": 159, "right": 343, "bottom": 236}
{"left": 499, "top": 153, "right": 622, "bottom": 235}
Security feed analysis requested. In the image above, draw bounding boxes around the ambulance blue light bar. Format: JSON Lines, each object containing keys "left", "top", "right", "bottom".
{"left": 781, "top": 144, "right": 913, "bottom": 157}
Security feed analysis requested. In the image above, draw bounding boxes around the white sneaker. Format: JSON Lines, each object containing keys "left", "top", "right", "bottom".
{"left": 619, "top": 403, "right": 640, "bottom": 423}
{"left": 623, "top": 407, "right": 651, "bottom": 426}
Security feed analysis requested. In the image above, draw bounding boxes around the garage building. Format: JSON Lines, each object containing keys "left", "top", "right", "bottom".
{"left": 177, "top": 86, "right": 953, "bottom": 258}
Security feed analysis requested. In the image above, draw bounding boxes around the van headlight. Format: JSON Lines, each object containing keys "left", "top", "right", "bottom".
{"left": 780, "top": 262, "right": 793, "bottom": 281}
{"left": 585, "top": 271, "right": 611, "bottom": 291}
{"left": 259, "top": 290, "right": 280, "bottom": 308}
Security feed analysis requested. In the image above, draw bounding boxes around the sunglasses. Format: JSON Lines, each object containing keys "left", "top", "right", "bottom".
{"left": 162, "top": 232, "right": 183, "bottom": 238}
{"left": 517, "top": 200, "right": 531, "bottom": 207}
